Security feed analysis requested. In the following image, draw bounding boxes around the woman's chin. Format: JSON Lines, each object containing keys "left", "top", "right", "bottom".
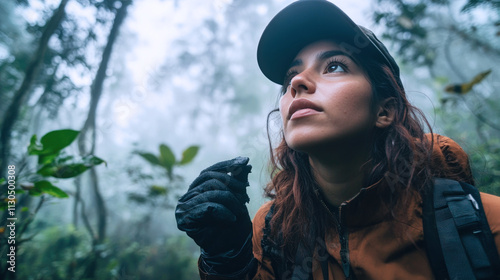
{"left": 286, "top": 137, "right": 331, "bottom": 154}
{"left": 286, "top": 132, "right": 371, "bottom": 156}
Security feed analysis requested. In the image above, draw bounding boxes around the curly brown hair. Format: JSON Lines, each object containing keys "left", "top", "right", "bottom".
{"left": 264, "top": 56, "right": 434, "bottom": 259}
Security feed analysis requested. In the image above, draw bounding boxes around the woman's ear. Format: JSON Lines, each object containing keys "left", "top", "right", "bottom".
{"left": 375, "top": 98, "right": 395, "bottom": 128}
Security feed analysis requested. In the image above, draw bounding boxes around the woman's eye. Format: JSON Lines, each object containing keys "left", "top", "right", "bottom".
{"left": 326, "top": 63, "right": 346, "bottom": 73}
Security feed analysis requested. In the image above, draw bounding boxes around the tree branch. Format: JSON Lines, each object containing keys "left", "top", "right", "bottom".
{"left": 0, "top": 0, "right": 69, "bottom": 176}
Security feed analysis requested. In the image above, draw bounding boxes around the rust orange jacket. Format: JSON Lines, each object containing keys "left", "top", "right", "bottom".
{"left": 201, "top": 134, "right": 500, "bottom": 279}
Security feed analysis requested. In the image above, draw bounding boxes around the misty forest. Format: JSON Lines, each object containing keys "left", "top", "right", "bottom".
{"left": 0, "top": 0, "right": 499, "bottom": 279}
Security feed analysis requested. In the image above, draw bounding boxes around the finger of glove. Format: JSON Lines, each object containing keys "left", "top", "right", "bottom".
{"left": 176, "top": 190, "right": 247, "bottom": 227}
{"left": 177, "top": 189, "right": 246, "bottom": 219}
{"left": 186, "top": 172, "right": 249, "bottom": 200}
{"left": 189, "top": 171, "right": 248, "bottom": 191}
{"left": 201, "top": 156, "right": 249, "bottom": 174}
{"left": 231, "top": 164, "right": 252, "bottom": 184}
{"left": 180, "top": 178, "right": 250, "bottom": 205}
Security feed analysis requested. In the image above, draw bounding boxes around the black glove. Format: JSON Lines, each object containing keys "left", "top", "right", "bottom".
{"left": 175, "top": 157, "right": 254, "bottom": 276}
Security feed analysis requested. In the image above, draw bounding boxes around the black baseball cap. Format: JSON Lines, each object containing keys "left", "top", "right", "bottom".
{"left": 257, "top": 0, "right": 401, "bottom": 86}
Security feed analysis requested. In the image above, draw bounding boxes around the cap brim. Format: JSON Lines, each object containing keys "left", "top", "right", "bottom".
{"left": 257, "top": 0, "right": 383, "bottom": 85}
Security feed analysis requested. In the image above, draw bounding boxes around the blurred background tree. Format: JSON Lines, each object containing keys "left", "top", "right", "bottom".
{"left": 372, "top": 0, "right": 500, "bottom": 195}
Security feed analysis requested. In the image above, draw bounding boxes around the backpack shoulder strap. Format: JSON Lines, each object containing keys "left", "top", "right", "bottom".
{"left": 423, "top": 178, "right": 500, "bottom": 280}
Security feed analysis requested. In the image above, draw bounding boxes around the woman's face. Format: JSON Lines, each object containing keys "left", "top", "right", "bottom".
{"left": 279, "top": 40, "right": 377, "bottom": 153}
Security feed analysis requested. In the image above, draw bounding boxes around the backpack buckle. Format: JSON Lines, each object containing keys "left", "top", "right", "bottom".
{"left": 467, "top": 194, "right": 479, "bottom": 210}
{"left": 446, "top": 194, "right": 481, "bottom": 230}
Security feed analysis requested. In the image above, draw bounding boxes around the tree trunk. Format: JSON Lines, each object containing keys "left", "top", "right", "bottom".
{"left": 0, "top": 0, "right": 69, "bottom": 177}
{"left": 76, "top": 0, "right": 132, "bottom": 244}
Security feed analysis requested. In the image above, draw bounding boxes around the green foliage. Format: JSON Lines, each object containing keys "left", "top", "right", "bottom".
{"left": 0, "top": 129, "right": 107, "bottom": 279}
{"left": 1, "top": 128, "right": 104, "bottom": 211}
{"left": 134, "top": 143, "right": 199, "bottom": 184}
{"left": 28, "top": 129, "right": 79, "bottom": 157}
{"left": 137, "top": 152, "right": 161, "bottom": 166}
{"left": 148, "top": 185, "right": 168, "bottom": 196}
{"left": 30, "top": 180, "right": 69, "bottom": 198}
{"left": 373, "top": 0, "right": 500, "bottom": 66}
{"left": 14, "top": 226, "right": 89, "bottom": 280}
{"left": 26, "top": 129, "right": 105, "bottom": 197}
{"left": 109, "top": 236, "right": 199, "bottom": 280}
{"left": 136, "top": 144, "right": 199, "bottom": 172}
{"left": 127, "top": 193, "right": 148, "bottom": 204}
{"left": 9, "top": 226, "right": 198, "bottom": 280}
{"left": 36, "top": 154, "right": 105, "bottom": 178}
{"left": 180, "top": 145, "right": 200, "bottom": 165}
{"left": 129, "top": 144, "right": 199, "bottom": 207}
{"left": 159, "top": 144, "right": 176, "bottom": 171}
{"left": 468, "top": 139, "right": 500, "bottom": 195}
{"left": 373, "top": 0, "right": 436, "bottom": 66}
{"left": 372, "top": 0, "right": 500, "bottom": 196}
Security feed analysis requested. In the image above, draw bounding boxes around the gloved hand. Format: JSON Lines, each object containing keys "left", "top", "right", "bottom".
{"left": 175, "top": 157, "right": 254, "bottom": 276}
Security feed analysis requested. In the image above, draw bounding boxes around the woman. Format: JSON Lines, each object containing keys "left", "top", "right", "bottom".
{"left": 176, "top": 0, "right": 500, "bottom": 279}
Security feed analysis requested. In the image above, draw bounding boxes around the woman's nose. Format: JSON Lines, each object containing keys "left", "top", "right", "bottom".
{"left": 290, "top": 69, "right": 316, "bottom": 98}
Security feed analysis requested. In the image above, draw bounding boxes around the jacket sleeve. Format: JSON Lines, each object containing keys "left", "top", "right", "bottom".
{"left": 197, "top": 201, "right": 276, "bottom": 280}
{"left": 480, "top": 192, "right": 500, "bottom": 263}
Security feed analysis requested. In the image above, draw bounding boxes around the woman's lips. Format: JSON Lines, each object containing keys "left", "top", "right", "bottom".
{"left": 290, "top": 108, "right": 320, "bottom": 120}
{"left": 288, "top": 98, "right": 322, "bottom": 120}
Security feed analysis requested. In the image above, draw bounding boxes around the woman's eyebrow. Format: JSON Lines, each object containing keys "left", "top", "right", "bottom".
{"left": 287, "top": 50, "right": 354, "bottom": 72}
{"left": 288, "top": 59, "right": 302, "bottom": 69}
{"left": 317, "top": 50, "right": 354, "bottom": 62}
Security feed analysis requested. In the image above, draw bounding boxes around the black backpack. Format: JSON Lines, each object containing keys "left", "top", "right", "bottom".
{"left": 423, "top": 178, "right": 500, "bottom": 280}
{"left": 262, "top": 178, "right": 500, "bottom": 279}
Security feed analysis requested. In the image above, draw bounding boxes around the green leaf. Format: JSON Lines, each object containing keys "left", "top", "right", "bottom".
{"left": 128, "top": 193, "right": 148, "bottom": 204}
{"left": 159, "top": 144, "right": 176, "bottom": 169}
{"left": 38, "top": 153, "right": 59, "bottom": 166}
{"left": 83, "top": 155, "right": 106, "bottom": 166}
{"left": 34, "top": 180, "right": 69, "bottom": 198}
{"left": 21, "top": 207, "right": 29, "bottom": 212}
{"left": 37, "top": 164, "right": 86, "bottom": 178}
{"left": 148, "top": 185, "right": 168, "bottom": 197}
{"left": 39, "top": 129, "right": 79, "bottom": 155}
{"left": 0, "top": 178, "right": 5, "bottom": 185}
{"left": 137, "top": 152, "right": 162, "bottom": 166}
{"left": 28, "top": 188, "right": 43, "bottom": 196}
{"left": 179, "top": 146, "right": 199, "bottom": 165}
{"left": 36, "top": 155, "right": 106, "bottom": 178}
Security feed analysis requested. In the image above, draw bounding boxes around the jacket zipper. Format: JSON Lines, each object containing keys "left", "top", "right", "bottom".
{"left": 317, "top": 198, "right": 352, "bottom": 280}
{"left": 316, "top": 187, "right": 362, "bottom": 280}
